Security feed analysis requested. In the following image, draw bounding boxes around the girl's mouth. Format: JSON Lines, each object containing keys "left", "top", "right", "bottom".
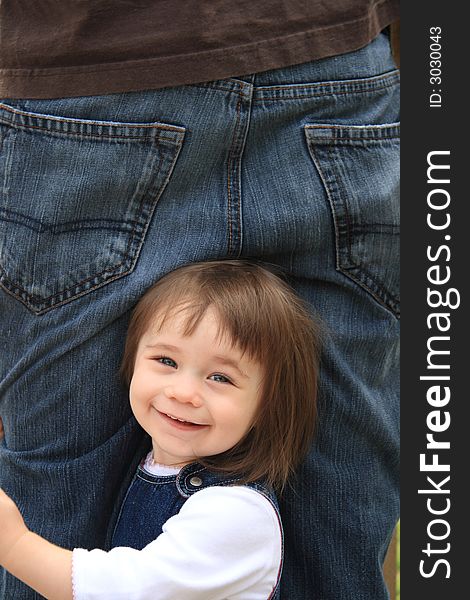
{"left": 158, "top": 410, "right": 208, "bottom": 430}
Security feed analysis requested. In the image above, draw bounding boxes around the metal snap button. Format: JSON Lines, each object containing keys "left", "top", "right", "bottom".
{"left": 189, "top": 476, "right": 203, "bottom": 487}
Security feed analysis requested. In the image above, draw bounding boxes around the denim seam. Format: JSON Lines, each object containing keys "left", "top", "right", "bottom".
{"left": 0, "top": 250, "right": 132, "bottom": 305}
{"left": 342, "top": 215, "right": 400, "bottom": 315}
{"left": 190, "top": 70, "right": 399, "bottom": 97}
{"left": 304, "top": 123, "right": 399, "bottom": 137}
{"left": 0, "top": 104, "right": 185, "bottom": 136}
{"left": 0, "top": 210, "right": 141, "bottom": 234}
{"left": 136, "top": 473, "right": 177, "bottom": 485}
{"left": 235, "top": 114, "right": 244, "bottom": 259}
{"left": 0, "top": 122, "right": 181, "bottom": 143}
{"left": 0, "top": 127, "right": 14, "bottom": 197}
{"left": 226, "top": 92, "right": 242, "bottom": 255}
{"left": 188, "top": 82, "right": 248, "bottom": 94}
{"left": 110, "top": 475, "right": 142, "bottom": 547}
{"left": 341, "top": 266, "right": 400, "bottom": 316}
{"left": 254, "top": 70, "right": 399, "bottom": 96}
{"left": 305, "top": 123, "right": 398, "bottom": 128}
{"left": 342, "top": 245, "right": 400, "bottom": 317}
{"left": 305, "top": 136, "right": 399, "bottom": 142}
{"left": 254, "top": 81, "right": 399, "bottom": 102}
{"left": 189, "top": 80, "right": 399, "bottom": 103}
{"left": 0, "top": 269, "right": 132, "bottom": 314}
{"left": 226, "top": 87, "right": 252, "bottom": 257}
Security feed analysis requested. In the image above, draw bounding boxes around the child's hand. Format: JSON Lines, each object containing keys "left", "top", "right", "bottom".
{"left": 0, "top": 488, "right": 29, "bottom": 566}
{"left": 0, "top": 489, "right": 73, "bottom": 600}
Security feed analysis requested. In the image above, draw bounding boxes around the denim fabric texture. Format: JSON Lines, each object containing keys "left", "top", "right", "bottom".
{"left": 111, "top": 461, "right": 282, "bottom": 599}
{"left": 0, "top": 31, "right": 399, "bottom": 599}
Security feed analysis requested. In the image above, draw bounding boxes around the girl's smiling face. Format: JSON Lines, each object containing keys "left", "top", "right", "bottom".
{"left": 129, "top": 307, "right": 264, "bottom": 467}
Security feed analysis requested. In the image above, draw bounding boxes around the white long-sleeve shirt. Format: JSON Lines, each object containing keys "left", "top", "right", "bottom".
{"left": 72, "top": 478, "right": 282, "bottom": 599}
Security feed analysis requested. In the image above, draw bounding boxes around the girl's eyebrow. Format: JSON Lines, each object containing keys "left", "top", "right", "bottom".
{"left": 144, "top": 342, "right": 180, "bottom": 352}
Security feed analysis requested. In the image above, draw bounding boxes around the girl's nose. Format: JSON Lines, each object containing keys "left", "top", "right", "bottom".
{"left": 164, "top": 375, "right": 203, "bottom": 407}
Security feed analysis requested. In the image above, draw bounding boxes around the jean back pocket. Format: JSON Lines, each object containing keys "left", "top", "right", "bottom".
{"left": 0, "top": 103, "right": 185, "bottom": 314}
{"left": 304, "top": 123, "right": 400, "bottom": 317}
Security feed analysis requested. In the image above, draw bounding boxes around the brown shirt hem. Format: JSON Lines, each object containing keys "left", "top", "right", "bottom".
{"left": 0, "top": 3, "right": 398, "bottom": 99}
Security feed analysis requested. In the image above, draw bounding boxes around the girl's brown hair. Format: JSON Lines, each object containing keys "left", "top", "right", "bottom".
{"left": 121, "top": 260, "right": 321, "bottom": 491}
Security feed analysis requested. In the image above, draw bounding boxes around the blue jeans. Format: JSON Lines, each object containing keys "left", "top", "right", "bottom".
{"left": 0, "top": 32, "right": 399, "bottom": 599}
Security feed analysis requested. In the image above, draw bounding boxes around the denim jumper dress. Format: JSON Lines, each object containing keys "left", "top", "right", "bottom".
{"left": 112, "top": 460, "right": 283, "bottom": 599}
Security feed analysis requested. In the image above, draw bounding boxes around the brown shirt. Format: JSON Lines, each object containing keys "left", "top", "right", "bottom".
{"left": 0, "top": 1, "right": 399, "bottom": 99}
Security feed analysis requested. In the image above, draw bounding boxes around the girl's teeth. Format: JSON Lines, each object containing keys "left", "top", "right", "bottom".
{"left": 167, "top": 414, "right": 188, "bottom": 423}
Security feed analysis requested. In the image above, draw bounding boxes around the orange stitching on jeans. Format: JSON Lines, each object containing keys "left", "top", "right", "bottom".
{"left": 226, "top": 92, "right": 242, "bottom": 255}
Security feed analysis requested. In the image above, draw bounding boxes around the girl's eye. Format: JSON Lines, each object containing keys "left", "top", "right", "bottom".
{"left": 156, "top": 356, "right": 177, "bottom": 368}
{"left": 209, "top": 373, "right": 232, "bottom": 384}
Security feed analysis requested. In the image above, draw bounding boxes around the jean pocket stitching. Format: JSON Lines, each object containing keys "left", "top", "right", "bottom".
{"left": 304, "top": 123, "right": 400, "bottom": 317}
{"left": 0, "top": 115, "right": 185, "bottom": 314}
{"left": 0, "top": 102, "right": 186, "bottom": 141}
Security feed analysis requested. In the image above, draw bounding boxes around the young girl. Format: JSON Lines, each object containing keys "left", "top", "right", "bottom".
{"left": 0, "top": 260, "right": 320, "bottom": 600}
